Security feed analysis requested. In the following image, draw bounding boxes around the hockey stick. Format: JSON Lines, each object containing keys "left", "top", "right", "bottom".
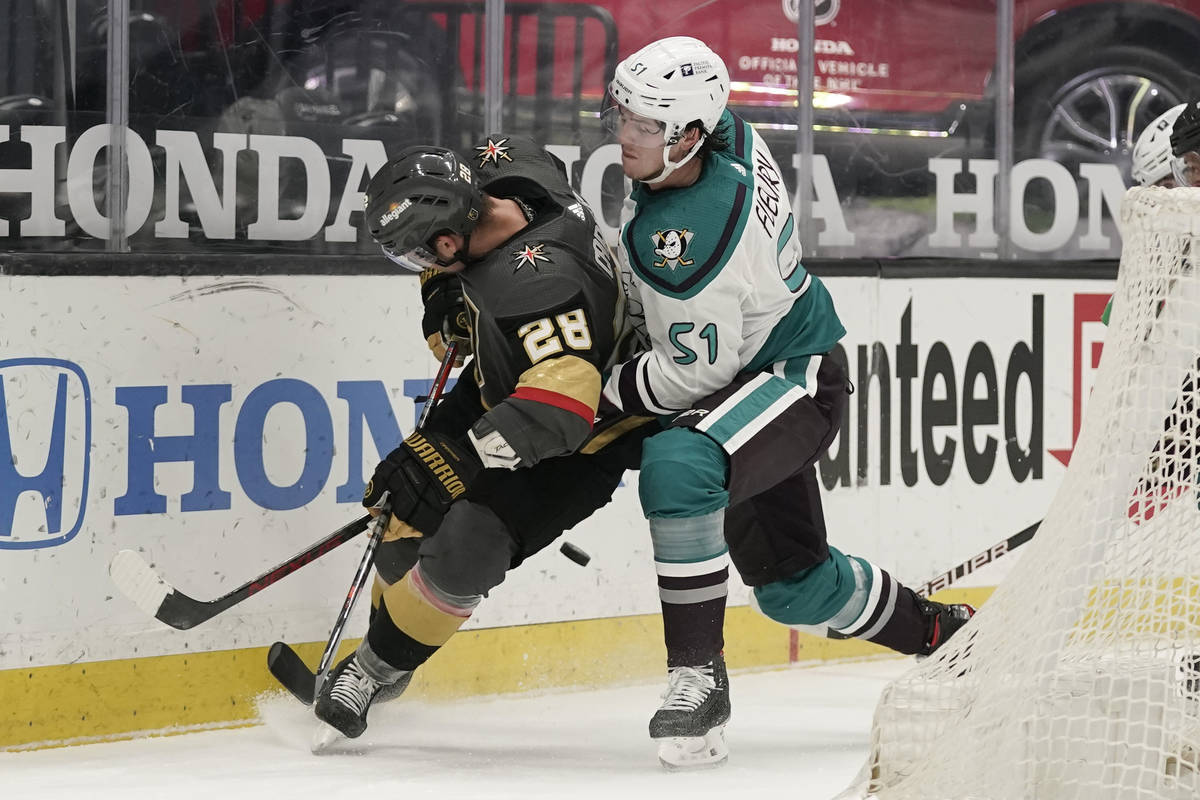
{"left": 109, "top": 514, "right": 372, "bottom": 630}
{"left": 268, "top": 342, "right": 459, "bottom": 705}
{"left": 824, "top": 519, "right": 1040, "bottom": 642}
{"left": 264, "top": 508, "right": 390, "bottom": 704}
{"left": 914, "top": 520, "right": 1041, "bottom": 598}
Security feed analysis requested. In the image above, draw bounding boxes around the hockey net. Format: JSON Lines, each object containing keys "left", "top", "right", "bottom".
{"left": 843, "top": 186, "right": 1200, "bottom": 800}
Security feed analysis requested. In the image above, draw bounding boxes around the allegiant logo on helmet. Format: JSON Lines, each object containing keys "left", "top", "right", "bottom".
{"left": 379, "top": 199, "right": 412, "bottom": 228}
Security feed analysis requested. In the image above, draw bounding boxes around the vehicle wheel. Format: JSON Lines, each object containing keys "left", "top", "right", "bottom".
{"left": 1015, "top": 45, "right": 1187, "bottom": 184}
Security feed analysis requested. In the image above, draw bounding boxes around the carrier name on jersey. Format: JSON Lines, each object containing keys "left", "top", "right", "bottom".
{"left": 590, "top": 221, "right": 618, "bottom": 278}
{"left": 753, "top": 147, "right": 783, "bottom": 237}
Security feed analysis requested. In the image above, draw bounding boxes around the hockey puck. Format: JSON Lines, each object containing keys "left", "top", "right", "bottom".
{"left": 559, "top": 542, "right": 591, "bottom": 566}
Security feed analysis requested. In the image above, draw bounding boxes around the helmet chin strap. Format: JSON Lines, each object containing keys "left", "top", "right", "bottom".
{"left": 642, "top": 135, "right": 706, "bottom": 186}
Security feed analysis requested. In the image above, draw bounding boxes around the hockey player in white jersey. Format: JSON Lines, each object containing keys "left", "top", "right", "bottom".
{"left": 601, "top": 37, "right": 976, "bottom": 769}
{"left": 1099, "top": 103, "right": 1187, "bottom": 328}
{"left": 1170, "top": 99, "right": 1200, "bottom": 188}
{"left": 1131, "top": 103, "right": 1186, "bottom": 189}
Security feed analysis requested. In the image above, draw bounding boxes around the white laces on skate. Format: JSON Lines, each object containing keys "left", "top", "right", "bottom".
{"left": 659, "top": 664, "right": 716, "bottom": 712}
{"left": 328, "top": 658, "right": 382, "bottom": 717}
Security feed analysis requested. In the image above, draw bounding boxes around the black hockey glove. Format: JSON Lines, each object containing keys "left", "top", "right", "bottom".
{"left": 420, "top": 269, "right": 471, "bottom": 364}
{"left": 363, "top": 430, "right": 483, "bottom": 536}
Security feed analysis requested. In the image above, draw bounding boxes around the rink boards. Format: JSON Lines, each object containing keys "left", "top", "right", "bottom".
{"left": 0, "top": 267, "right": 1112, "bottom": 747}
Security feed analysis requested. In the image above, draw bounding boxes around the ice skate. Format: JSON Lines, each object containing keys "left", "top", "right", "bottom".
{"left": 312, "top": 652, "right": 405, "bottom": 749}
{"left": 310, "top": 720, "right": 344, "bottom": 753}
{"left": 918, "top": 599, "right": 976, "bottom": 658}
{"left": 649, "top": 654, "right": 731, "bottom": 769}
{"left": 375, "top": 669, "right": 414, "bottom": 704}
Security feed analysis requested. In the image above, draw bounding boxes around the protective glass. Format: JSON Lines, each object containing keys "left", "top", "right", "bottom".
{"left": 600, "top": 98, "right": 668, "bottom": 147}
{"left": 381, "top": 242, "right": 440, "bottom": 273}
{"left": 1171, "top": 151, "right": 1200, "bottom": 188}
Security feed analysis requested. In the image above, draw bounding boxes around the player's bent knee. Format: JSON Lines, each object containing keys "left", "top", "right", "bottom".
{"left": 375, "top": 537, "right": 421, "bottom": 586}
{"left": 640, "top": 427, "right": 729, "bottom": 518}
{"left": 416, "top": 500, "right": 519, "bottom": 597}
{"left": 751, "top": 548, "right": 865, "bottom": 627}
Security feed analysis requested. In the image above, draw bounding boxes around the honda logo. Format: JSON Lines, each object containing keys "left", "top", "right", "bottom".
{"left": 0, "top": 358, "right": 91, "bottom": 549}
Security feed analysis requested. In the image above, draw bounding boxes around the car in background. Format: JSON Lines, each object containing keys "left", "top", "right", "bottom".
{"left": 2, "top": 0, "right": 1198, "bottom": 246}
{"left": 631, "top": 0, "right": 1198, "bottom": 192}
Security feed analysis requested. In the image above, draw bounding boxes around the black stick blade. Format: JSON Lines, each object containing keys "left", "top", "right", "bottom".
{"left": 267, "top": 641, "right": 317, "bottom": 705}
{"left": 107, "top": 516, "right": 372, "bottom": 631}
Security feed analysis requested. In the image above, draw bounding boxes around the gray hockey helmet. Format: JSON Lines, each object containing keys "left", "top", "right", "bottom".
{"left": 365, "top": 146, "right": 483, "bottom": 271}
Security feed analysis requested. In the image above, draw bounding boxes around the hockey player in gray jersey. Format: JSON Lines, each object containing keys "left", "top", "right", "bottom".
{"left": 313, "top": 137, "right": 648, "bottom": 743}
{"left": 600, "top": 37, "right": 975, "bottom": 768}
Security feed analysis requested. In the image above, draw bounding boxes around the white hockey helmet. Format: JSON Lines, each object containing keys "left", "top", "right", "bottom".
{"left": 607, "top": 36, "right": 730, "bottom": 146}
{"left": 1170, "top": 99, "right": 1200, "bottom": 187}
{"left": 1131, "top": 103, "right": 1186, "bottom": 187}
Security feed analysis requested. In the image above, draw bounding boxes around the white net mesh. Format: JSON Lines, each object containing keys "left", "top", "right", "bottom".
{"left": 849, "top": 186, "right": 1200, "bottom": 800}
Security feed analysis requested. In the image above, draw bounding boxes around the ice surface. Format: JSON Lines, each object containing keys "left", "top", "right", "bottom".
{"left": 0, "top": 659, "right": 909, "bottom": 800}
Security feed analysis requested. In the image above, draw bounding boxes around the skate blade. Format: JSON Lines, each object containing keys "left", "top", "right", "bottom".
{"left": 656, "top": 725, "right": 728, "bottom": 770}
{"left": 310, "top": 721, "right": 344, "bottom": 754}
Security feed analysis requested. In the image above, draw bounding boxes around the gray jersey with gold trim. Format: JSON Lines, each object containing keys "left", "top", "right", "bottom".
{"left": 460, "top": 134, "right": 630, "bottom": 465}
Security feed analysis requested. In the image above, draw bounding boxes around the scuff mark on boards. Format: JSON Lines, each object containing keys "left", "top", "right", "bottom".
{"left": 153, "top": 280, "right": 307, "bottom": 312}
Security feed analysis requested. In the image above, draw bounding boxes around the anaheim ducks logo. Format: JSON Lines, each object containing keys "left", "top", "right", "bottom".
{"left": 475, "top": 137, "right": 513, "bottom": 167}
{"left": 651, "top": 229, "right": 695, "bottom": 270}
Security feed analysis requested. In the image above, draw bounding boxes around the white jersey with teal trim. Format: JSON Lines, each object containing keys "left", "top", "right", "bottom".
{"left": 602, "top": 110, "right": 846, "bottom": 415}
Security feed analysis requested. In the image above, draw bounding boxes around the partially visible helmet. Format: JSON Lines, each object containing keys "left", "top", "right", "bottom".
{"left": 1170, "top": 100, "right": 1200, "bottom": 188}
{"left": 364, "top": 146, "right": 482, "bottom": 271}
{"left": 1131, "top": 104, "right": 1186, "bottom": 187}
{"left": 606, "top": 36, "right": 730, "bottom": 147}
